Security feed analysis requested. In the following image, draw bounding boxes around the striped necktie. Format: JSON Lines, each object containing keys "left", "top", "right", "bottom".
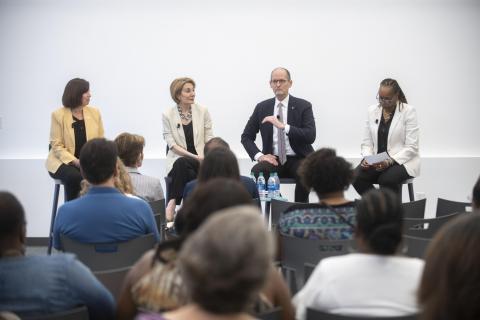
{"left": 277, "top": 103, "right": 287, "bottom": 165}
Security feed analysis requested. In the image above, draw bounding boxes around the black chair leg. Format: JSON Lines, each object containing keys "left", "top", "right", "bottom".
{"left": 408, "top": 183, "right": 415, "bottom": 202}
{"left": 48, "top": 183, "right": 61, "bottom": 255}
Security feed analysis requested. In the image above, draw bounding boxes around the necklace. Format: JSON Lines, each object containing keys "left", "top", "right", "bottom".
{"left": 382, "top": 108, "right": 393, "bottom": 122}
{"left": 177, "top": 105, "right": 192, "bottom": 122}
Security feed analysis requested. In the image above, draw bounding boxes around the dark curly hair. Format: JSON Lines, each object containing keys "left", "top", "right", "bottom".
{"left": 298, "top": 148, "right": 353, "bottom": 195}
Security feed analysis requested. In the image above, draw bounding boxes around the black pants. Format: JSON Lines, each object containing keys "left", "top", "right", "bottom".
{"left": 168, "top": 157, "right": 200, "bottom": 205}
{"left": 352, "top": 163, "right": 412, "bottom": 200}
{"left": 49, "top": 164, "right": 83, "bottom": 201}
{"left": 251, "top": 156, "right": 309, "bottom": 203}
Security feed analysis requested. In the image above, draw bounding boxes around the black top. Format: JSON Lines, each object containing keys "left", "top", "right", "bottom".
{"left": 72, "top": 115, "right": 87, "bottom": 158}
{"left": 182, "top": 122, "right": 197, "bottom": 155}
{"left": 377, "top": 108, "right": 395, "bottom": 154}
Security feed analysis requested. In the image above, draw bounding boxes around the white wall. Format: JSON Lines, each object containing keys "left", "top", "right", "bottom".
{"left": 0, "top": 0, "right": 479, "bottom": 237}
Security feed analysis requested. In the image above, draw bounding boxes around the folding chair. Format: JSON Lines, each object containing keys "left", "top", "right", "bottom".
{"left": 403, "top": 212, "right": 464, "bottom": 239}
{"left": 436, "top": 198, "right": 471, "bottom": 217}
{"left": 306, "top": 308, "right": 418, "bottom": 320}
{"left": 22, "top": 306, "right": 89, "bottom": 320}
{"left": 402, "top": 235, "right": 431, "bottom": 259}
{"left": 280, "top": 235, "right": 354, "bottom": 294}
{"left": 94, "top": 266, "right": 131, "bottom": 300}
{"left": 60, "top": 233, "right": 156, "bottom": 271}
{"left": 401, "top": 198, "right": 426, "bottom": 219}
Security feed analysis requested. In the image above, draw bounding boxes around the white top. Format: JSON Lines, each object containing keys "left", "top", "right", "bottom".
{"left": 293, "top": 253, "right": 424, "bottom": 320}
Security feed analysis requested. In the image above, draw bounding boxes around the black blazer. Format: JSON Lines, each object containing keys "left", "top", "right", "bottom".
{"left": 241, "top": 95, "right": 316, "bottom": 160}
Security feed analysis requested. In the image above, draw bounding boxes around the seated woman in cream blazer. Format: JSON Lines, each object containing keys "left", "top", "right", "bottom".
{"left": 163, "top": 77, "right": 214, "bottom": 220}
{"left": 353, "top": 78, "right": 419, "bottom": 199}
{"left": 46, "top": 78, "right": 104, "bottom": 201}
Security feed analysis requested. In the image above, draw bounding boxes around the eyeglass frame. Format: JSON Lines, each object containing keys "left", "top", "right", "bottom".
{"left": 270, "top": 79, "right": 289, "bottom": 85}
{"left": 376, "top": 94, "right": 397, "bottom": 104}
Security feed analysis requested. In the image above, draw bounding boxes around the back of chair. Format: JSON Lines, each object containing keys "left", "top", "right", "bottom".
{"left": 401, "top": 199, "right": 426, "bottom": 219}
{"left": 94, "top": 266, "right": 131, "bottom": 300}
{"left": 306, "top": 308, "right": 418, "bottom": 320}
{"left": 436, "top": 198, "right": 471, "bottom": 217}
{"left": 403, "top": 212, "right": 464, "bottom": 239}
{"left": 256, "top": 307, "right": 283, "bottom": 320}
{"left": 61, "top": 233, "right": 156, "bottom": 271}
{"left": 22, "top": 306, "right": 89, "bottom": 320}
{"left": 271, "top": 199, "right": 301, "bottom": 228}
{"left": 150, "top": 200, "right": 167, "bottom": 240}
{"left": 402, "top": 235, "right": 431, "bottom": 259}
{"left": 280, "top": 235, "right": 354, "bottom": 294}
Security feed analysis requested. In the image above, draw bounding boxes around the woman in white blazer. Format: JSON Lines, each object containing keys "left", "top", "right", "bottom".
{"left": 353, "top": 78, "right": 419, "bottom": 198}
{"left": 163, "top": 77, "right": 214, "bottom": 220}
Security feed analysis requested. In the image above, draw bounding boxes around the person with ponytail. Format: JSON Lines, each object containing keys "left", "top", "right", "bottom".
{"left": 353, "top": 78, "right": 420, "bottom": 199}
{"left": 293, "top": 189, "right": 424, "bottom": 319}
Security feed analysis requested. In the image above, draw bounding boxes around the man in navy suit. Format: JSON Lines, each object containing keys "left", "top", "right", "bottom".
{"left": 241, "top": 67, "right": 316, "bottom": 202}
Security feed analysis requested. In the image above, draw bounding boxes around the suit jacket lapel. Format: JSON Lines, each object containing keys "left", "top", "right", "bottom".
{"left": 83, "top": 107, "right": 94, "bottom": 140}
{"left": 174, "top": 107, "right": 186, "bottom": 146}
{"left": 373, "top": 106, "right": 381, "bottom": 143}
{"left": 191, "top": 104, "right": 200, "bottom": 145}
{"left": 64, "top": 108, "right": 75, "bottom": 149}
{"left": 287, "top": 95, "right": 296, "bottom": 125}
{"left": 388, "top": 103, "right": 402, "bottom": 143}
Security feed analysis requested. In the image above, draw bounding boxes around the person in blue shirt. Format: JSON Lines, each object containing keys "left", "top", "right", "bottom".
{"left": 0, "top": 191, "right": 115, "bottom": 319}
{"left": 53, "top": 138, "right": 159, "bottom": 249}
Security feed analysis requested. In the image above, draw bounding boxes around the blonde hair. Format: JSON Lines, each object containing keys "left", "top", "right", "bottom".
{"left": 170, "top": 77, "right": 196, "bottom": 104}
{"left": 80, "top": 158, "right": 135, "bottom": 196}
{"left": 115, "top": 132, "right": 145, "bottom": 167}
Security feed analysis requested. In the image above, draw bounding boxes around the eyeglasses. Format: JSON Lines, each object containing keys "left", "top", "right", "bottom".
{"left": 377, "top": 95, "right": 396, "bottom": 103}
{"left": 270, "top": 79, "right": 288, "bottom": 85}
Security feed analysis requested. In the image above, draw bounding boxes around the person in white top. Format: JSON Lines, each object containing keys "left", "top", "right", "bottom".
{"left": 293, "top": 189, "right": 424, "bottom": 320}
{"left": 353, "top": 78, "right": 420, "bottom": 200}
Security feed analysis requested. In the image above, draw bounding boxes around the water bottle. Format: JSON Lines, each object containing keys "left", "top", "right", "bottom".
{"left": 267, "top": 174, "right": 276, "bottom": 200}
{"left": 273, "top": 172, "right": 280, "bottom": 199}
{"left": 250, "top": 172, "right": 256, "bottom": 185}
{"left": 257, "top": 172, "right": 266, "bottom": 200}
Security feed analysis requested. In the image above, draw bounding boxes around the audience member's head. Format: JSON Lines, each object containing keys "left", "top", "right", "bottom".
{"left": 418, "top": 214, "right": 480, "bottom": 320}
{"left": 178, "top": 206, "right": 273, "bottom": 315}
{"left": 0, "top": 192, "right": 26, "bottom": 254}
{"left": 473, "top": 175, "right": 480, "bottom": 211}
{"left": 114, "top": 132, "right": 145, "bottom": 168}
{"left": 298, "top": 148, "right": 353, "bottom": 197}
{"left": 355, "top": 189, "right": 403, "bottom": 255}
{"left": 197, "top": 148, "right": 240, "bottom": 184}
{"left": 79, "top": 138, "right": 118, "bottom": 185}
{"left": 203, "top": 137, "right": 230, "bottom": 156}
{"left": 174, "top": 178, "right": 251, "bottom": 238}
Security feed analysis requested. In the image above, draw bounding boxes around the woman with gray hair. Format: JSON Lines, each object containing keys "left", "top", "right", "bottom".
{"left": 137, "top": 205, "right": 273, "bottom": 320}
